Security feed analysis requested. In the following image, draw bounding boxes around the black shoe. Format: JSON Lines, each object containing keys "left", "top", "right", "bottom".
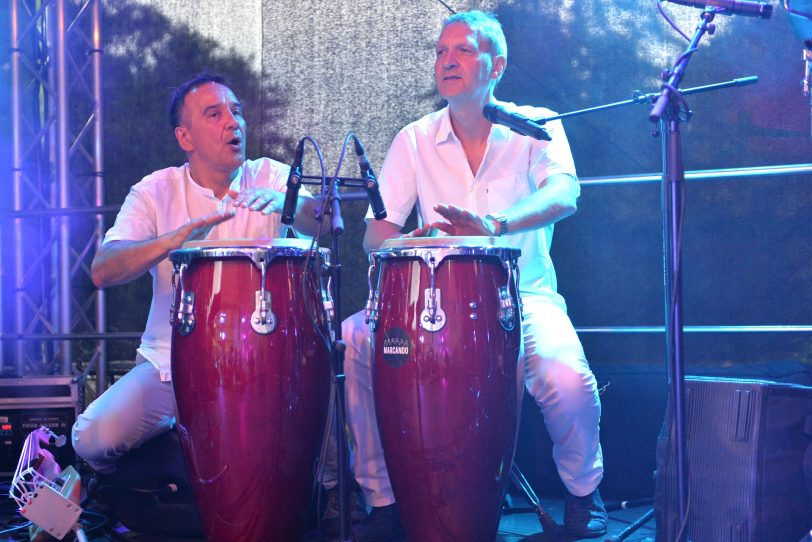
{"left": 352, "top": 503, "right": 404, "bottom": 542}
{"left": 564, "top": 488, "right": 608, "bottom": 539}
{"left": 321, "top": 484, "right": 366, "bottom": 537}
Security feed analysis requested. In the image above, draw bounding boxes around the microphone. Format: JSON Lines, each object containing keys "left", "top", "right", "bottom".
{"left": 664, "top": 0, "right": 773, "bottom": 18}
{"left": 281, "top": 138, "right": 305, "bottom": 225}
{"left": 353, "top": 138, "right": 387, "bottom": 220}
{"left": 482, "top": 103, "right": 551, "bottom": 141}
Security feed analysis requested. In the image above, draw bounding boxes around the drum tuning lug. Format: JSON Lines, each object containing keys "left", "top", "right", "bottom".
{"left": 365, "top": 261, "right": 380, "bottom": 331}
{"left": 251, "top": 290, "right": 276, "bottom": 334}
{"left": 365, "top": 291, "right": 380, "bottom": 331}
{"left": 469, "top": 301, "right": 478, "bottom": 309}
{"left": 469, "top": 313, "right": 478, "bottom": 320}
{"left": 497, "top": 286, "right": 516, "bottom": 332}
{"left": 321, "top": 289, "right": 335, "bottom": 323}
{"left": 420, "top": 288, "right": 446, "bottom": 332}
{"left": 178, "top": 291, "right": 196, "bottom": 336}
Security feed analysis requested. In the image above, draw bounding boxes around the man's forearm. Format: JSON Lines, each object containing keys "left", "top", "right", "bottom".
{"left": 90, "top": 237, "right": 174, "bottom": 289}
{"left": 497, "top": 173, "right": 579, "bottom": 234}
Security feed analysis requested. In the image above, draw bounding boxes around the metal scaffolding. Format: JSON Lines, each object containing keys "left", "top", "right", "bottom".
{"left": 7, "top": 0, "right": 106, "bottom": 391}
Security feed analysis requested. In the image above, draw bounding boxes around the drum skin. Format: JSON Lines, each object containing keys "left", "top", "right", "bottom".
{"left": 372, "top": 252, "right": 522, "bottom": 542}
{"left": 171, "top": 250, "right": 329, "bottom": 542}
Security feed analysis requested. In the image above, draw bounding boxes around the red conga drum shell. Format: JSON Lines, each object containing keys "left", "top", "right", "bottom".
{"left": 370, "top": 237, "right": 523, "bottom": 542}
{"left": 170, "top": 239, "right": 330, "bottom": 542}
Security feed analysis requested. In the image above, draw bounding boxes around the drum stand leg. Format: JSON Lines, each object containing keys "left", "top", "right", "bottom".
{"left": 508, "top": 464, "right": 561, "bottom": 536}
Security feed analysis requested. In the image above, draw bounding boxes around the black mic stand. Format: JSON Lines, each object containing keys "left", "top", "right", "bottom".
{"left": 531, "top": 7, "right": 748, "bottom": 541}
{"left": 298, "top": 154, "right": 377, "bottom": 542}
{"left": 648, "top": 10, "right": 719, "bottom": 542}
{"left": 324, "top": 167, "right": 352, "bottom": 542}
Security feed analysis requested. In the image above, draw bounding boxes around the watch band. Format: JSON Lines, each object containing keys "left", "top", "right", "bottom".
{"left": 485, "top": 214, "right": 509, "bottom": 236}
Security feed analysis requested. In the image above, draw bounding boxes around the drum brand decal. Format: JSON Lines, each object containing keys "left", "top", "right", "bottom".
{"left": 382, "top": 327, "right": 411, "bottom": 368}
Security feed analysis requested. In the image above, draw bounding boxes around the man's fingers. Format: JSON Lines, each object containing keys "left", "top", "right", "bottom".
{"left": 206, "top": 209, "right": 236, "bottom": 224}
{"left": 432, "top": 222, "right": 454, "bottom": 235}
{"left": 184, "top": 210, "right": 235, "bottom": 237}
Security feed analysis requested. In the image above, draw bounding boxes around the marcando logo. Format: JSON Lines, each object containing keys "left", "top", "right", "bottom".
{"left": 383, "top": 339, "right": 409, "bottom": 355}
{"left": 382, "top": 327, "right": 411, "bottom": 368}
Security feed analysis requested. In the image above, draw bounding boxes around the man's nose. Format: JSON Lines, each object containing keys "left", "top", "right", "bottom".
{"left": 225, "top": 109, "right": 240, "bottom": 129}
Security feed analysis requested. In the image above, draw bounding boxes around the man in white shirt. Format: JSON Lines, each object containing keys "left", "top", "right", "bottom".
{"left": 71, "top": 73, "right": 319, "bottom": 474}
{"left": 342, "top": 11, "right": 607, "bottom": 541}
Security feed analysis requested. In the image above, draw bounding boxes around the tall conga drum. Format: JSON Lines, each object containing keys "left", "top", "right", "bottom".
{"left": 169, "top": 239, "right": 331, "bottom": 541}
{"left": 367, "top": 237, "right": 523, "bottom": 542}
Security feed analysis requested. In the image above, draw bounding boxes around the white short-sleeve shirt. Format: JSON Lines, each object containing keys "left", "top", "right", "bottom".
{"left": 369, "top": 105, "right": 578, "bottom": 305}
{"left": 103, "top": 157, "right": 305, "bottom": 379}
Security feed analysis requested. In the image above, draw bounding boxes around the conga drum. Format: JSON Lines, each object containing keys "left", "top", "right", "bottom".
{"left": 367, "top": 237, "right": 523, "bottom": 542}
{"left": 169, "top": 239, "right": 331, "bottom": 541}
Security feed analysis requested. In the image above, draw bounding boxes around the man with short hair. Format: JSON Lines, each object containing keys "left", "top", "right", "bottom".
{"left": 72, "top": 73, "right": 319, "bottom": 474}
{"left": 342, "top": 11, "right": 608, "bottom": 541}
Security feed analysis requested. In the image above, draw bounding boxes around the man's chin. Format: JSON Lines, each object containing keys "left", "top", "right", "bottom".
{"left": 230, "top": 153, "right": 246, "bottom": 167}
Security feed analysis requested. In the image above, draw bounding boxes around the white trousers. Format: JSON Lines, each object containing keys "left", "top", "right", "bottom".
{"left": 71, "top": 358, "right": 176, "bottom": 474}
{"left": 342, "top": 294, "right": 604, "bottom": 507}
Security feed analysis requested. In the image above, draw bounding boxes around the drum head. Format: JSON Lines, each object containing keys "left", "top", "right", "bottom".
{"left": 181, "top": 238, "right": 317, "bottom": 250}
{"left": 381, "top": 235, "right": 515, "bottom": 250}
{"left": 170, "top": 238, "right": 327, "bottom": 266}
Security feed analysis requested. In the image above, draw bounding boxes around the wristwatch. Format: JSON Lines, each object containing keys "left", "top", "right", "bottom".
{"left": 485, "top": 213, "right": 509, "bottom": 237}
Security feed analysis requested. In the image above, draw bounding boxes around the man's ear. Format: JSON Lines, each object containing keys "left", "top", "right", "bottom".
{"left": 175, "top": 126, "right": 193, "bottom": 153}
{"left": 492, "top": 56, "right": 507, "bottom": 80}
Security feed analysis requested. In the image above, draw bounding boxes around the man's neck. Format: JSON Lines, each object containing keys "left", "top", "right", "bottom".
{"left": 448, "top": 98, "right": 492, "bottom": 145}
{"left": 447, "top": 95, "right": 495, "bottom": 177}
{"left": 188, "top": 162, "right": 240, "bottom": 200}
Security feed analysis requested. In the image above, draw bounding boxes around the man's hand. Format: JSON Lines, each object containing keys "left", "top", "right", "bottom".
{"left": 229, "top": 187, "right": 285, "bottom": 215}
{"left": 402, "top": 224, "right": 441, "bottom": 238}
{"left": 428, "top": 203, "right": 496, "bottom": 237}
{"left": 183, "top": 209, "right": 237, "bottom": 242}
{"left": 91, "top": 209, "right": 236, "bottom": 289}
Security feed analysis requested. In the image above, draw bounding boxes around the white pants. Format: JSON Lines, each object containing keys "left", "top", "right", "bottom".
{"left": 343, "top": 294, "right": 603, "bottom": 507}
{"left": 72, "top": 357, "right": 176, "bottom": 474}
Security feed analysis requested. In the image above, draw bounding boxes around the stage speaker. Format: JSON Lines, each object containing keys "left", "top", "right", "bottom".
{"left": 654, "top": 376, "right": 812, "bottom": 542}
{"left": 0, "top": 376, "right": 78, "bottom": 476}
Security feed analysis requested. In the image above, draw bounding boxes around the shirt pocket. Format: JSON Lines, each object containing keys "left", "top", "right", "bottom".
{"left": 485, "top": 175, "right": 534, "bottom": 211}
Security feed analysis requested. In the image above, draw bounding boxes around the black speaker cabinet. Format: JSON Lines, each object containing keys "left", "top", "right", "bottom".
{"left": 0, "top": 376, "right": 78, "bottom": 476}
{"left": 655, "top": 377, "right": 812, "bottom": 542}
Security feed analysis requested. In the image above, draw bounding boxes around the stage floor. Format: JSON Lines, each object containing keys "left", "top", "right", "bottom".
{"left": 0, "top": 489, "right": 657, "bottom": 542}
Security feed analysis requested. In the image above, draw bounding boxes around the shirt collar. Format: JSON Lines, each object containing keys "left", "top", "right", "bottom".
{"left": 184, "top": 163, "right": 244, "bottom": 198}
{"left": 434, "top": 106, "right": 511, "bottom": 146}
{"left": 435, "top": 107, "right": 458, "bottom": 146}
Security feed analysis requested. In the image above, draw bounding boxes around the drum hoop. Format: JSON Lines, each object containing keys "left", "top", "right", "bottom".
{"left": 169, "top": 239, "right": 329, "bottom": 267}
{"left": 371, "top": 237, "right": 520, "bottom": 268}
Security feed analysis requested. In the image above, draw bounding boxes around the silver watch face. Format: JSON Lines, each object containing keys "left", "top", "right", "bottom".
{"left": 495, "top": 215, "right": 508, "bottom": 236}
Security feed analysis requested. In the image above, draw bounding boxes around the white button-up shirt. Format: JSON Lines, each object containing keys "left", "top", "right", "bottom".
{"left": 103, "top": 157, "right": 301, "bottom": 380}
{"left": 369, "top": 105, "right": 578, "bottom": 305}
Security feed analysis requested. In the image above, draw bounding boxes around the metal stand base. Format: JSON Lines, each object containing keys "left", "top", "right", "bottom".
{"left": 504, "top": 464, "right": 561, "bottom": 536}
